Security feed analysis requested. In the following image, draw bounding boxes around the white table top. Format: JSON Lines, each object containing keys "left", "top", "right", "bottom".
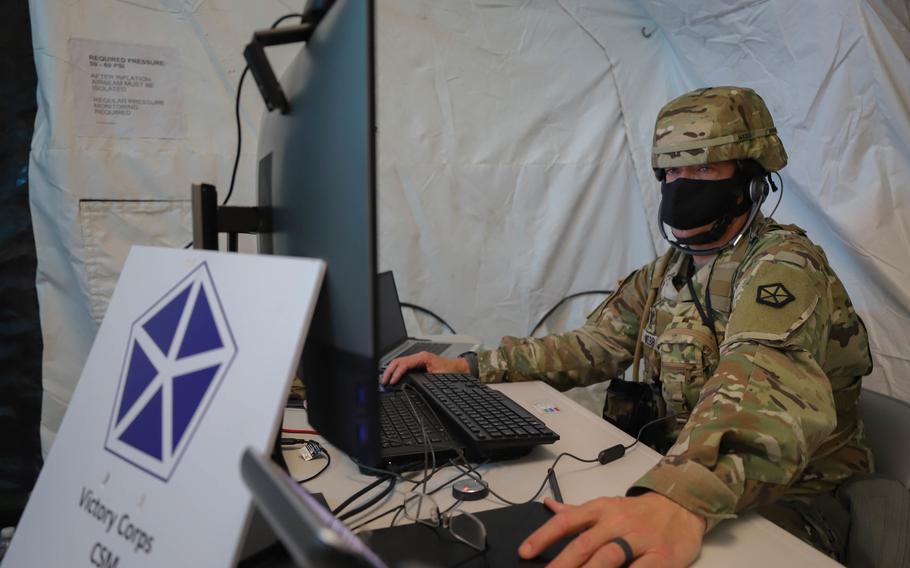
{"left": 283, "top": 381, "right": 842, "bottom": 567}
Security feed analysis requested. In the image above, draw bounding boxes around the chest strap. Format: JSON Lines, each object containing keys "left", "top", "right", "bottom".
{"left": 632, "top": 249, "right": 674, "bottom": 382}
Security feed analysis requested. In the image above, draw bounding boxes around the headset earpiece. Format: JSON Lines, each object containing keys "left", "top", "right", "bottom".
{"left": 749, "top": 176, "right": 768, "bottom": 204}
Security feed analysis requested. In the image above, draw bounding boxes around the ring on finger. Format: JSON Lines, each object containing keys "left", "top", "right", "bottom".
{"left": 608, "top": 536, "right": 634, "bottom": 568}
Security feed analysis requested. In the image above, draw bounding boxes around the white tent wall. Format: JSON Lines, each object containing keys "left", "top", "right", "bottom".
{"left": 27, "top": 0, "right": 910, "bottom": 449}
{"left": 27, "top": 0, "right": 305, "bottom": 450}
{"left": 375, "top": 0, "right": 666, "bottom": 346}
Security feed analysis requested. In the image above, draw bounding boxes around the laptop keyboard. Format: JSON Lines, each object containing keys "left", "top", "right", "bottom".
{"left": 396, "top": 342, "right": 449, "bottom": 358}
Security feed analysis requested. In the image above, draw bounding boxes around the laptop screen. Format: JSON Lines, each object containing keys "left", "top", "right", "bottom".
{"left": 377, "top": 271, "right": 408, "bottom": 356}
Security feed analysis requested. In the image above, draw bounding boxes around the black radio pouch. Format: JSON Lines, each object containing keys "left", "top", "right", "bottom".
{"left": 602, "top": 378, "right": 668, "bottom": 452}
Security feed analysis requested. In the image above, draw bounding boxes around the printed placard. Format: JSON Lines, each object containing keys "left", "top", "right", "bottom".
{"left": 5, "top": 247, "right": 324, "bottom": 567}
{"left": 70, "top": 39, "right": 184, "bottom": 138}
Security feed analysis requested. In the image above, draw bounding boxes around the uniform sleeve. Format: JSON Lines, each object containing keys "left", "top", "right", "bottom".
{"left": 629, "top": 250, "right": 838, "bottom": 530}
{"left": 475, "top": 265, "right": 652, "bottom": 390}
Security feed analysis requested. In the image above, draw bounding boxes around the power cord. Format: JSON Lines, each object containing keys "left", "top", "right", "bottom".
{"left": 345, "top": 388, "right": 490, "bottom": 530}
{"left": 337, "top": 384, "right": 437, "bottom": 525}
{"left": 227, "top": 12, "right": 302, "bottom": 206}
{"left": 183, "top": 12, "right": 303, "bottom": 250}
{"left": 346, "top": 390, "right": 689, "bottom": 529}
{"left": 529, "top": 290, "right": 613, "bottom": 336}
{"left": 358, "top": 456, "right": 491, "bottom": 531}
{"left": 348, "top": 503, "right": 405, "bottom": 532}
{"left": 280, "top": 438, "right": 332, "bottom": 484}
{"left": 333, "top": 475, "right": 395, "bottom": 517}
{"left": 621, "top": 410, "right": 689, "bottom": 452}
{"left": 446, "top": 410, "right": 691, "bottom": 506}
{"left": 336, "top": 476, "right": 397, "bottom": 522}
{"left": 477, "top": 451, "right": 599, "bottom": 506}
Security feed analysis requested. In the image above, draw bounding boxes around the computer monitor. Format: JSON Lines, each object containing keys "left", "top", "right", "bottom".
{"left": 256, "top": 0, "right": 379, "bottom": 467}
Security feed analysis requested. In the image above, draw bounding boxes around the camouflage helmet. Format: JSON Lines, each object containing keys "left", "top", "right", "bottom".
{"left": 651, "top": 86, "right": 787, "bottom": 178}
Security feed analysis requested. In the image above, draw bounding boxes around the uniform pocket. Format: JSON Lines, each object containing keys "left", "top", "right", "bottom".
{"left": 656, "top": 319, "right": 719, "bottom": 414}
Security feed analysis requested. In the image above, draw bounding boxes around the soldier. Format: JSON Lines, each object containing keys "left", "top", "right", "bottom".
{"left": 382, "top": 86, "right": 873, "bottom": 567}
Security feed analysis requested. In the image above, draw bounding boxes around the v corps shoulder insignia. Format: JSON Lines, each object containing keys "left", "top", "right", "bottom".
{"left": 756, "top": 283, "right": 795, "bottom": 308}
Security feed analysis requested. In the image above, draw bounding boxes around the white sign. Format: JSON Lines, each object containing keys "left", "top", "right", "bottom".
{"left": 5, "top": 247, "right": 324, "bottom": 568}
{"left": 70, "top": 39, "right": 184, "bottom": 139}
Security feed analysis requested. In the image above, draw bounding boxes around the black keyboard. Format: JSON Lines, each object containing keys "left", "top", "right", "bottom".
{"left": 396, "top": 342, "right": 449, "bottom": 357}
{"left": 379, "top": 389, "right": 456, "bottom": 455}
{"left": 406, "top": 373, "right": 559, "bottom": 452}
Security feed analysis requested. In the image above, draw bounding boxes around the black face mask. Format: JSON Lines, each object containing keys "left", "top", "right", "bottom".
{"left": 659, "top": 174, "right": 753, "bottom": 244}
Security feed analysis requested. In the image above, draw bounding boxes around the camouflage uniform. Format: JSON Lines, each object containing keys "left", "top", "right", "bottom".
{"left": 475, "top": 87, "right": 874, "bottom": 546}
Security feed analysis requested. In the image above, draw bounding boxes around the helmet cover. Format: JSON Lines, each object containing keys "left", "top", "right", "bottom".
{"left": 651, "top": 86, "right": 787, "bottom": 177}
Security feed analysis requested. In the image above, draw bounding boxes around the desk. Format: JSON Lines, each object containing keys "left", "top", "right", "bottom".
{"left": 283, "top": 381, "right": 841, "bottom": 567}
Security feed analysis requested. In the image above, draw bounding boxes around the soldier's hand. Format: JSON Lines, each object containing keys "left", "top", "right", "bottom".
{"left": 380, "top": 353, "right": 469, "bottom": 385}
{"left": 519, "top": 493, "right": 704, "bottom": 568}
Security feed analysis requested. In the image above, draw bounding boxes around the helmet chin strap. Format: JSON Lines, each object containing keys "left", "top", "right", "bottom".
{"left": 659, "top": 180, "right": 766, "bottom": 256}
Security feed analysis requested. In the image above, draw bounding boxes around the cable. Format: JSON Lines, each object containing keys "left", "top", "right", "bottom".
{"left": 399, "top": 302, "right": 457, "bottom": 335}
{"left": 704, "top": 256, "right": 720, "bottom": 347}
{"left": 281, "top": 438, "right": 331, "bottom": 484}
{"left": 347, "top": 438, "right": 488, "bottom": 533}
{"left": 224, "top": 12, "right": 303, "bottom": 207}
{"left": 183, "top": 12, "right": 303, "bottom": 250}
{"left": 529, "top": 290, "right": 614, "bottom": 336}
{"left": 451, "top": 412, "right": 689, "bottom": 508}
{"left": 480, "top": 451, "right": 599, "bottom": 506}
{"left": 766, "top": 172, "right": 785, "bottom": 220}
{"left": 427, "top": 459, "right": 490, "bottom": 496}
{"left": 390, "top": 505, "right": 406, "bottom": 527}
{"left": 223, "top": 65, "right": 249, "bottom": 208}
{"left": 440, "top": 499, "right": 462, "bottom": 515}
{"left": 349, "top": 504, "right": 405, "bottom": 532}
{"left": 401, "top": 384, "right": 436, "bottom": 493}
{"left": 333, "top": 475, "right": 394, "bottom": 516}
{"left": 347, "top": 456, "right": 489, "bottom": 534}
{"left": 623, "top": 411, "right": 690, "bottom": 452}
{"left": 336, "top": 476, "right": 398, "bottom": 522}
{"left": 296, "top": 451, "right": 331, "bottom": 484}
{"left": 351, "top": 413, "right": 692, "bottom": 530}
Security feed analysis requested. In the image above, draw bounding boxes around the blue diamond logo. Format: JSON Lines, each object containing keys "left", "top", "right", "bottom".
{"left": 105, "top": 263, "right": 237, "bottom": 481}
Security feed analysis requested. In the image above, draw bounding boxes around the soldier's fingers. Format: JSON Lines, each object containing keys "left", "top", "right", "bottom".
{"left": 381, "top": 361, "right": 396, "bottom": 384}
{"left": 518, "top": 499, "right": 605, "bottom": 560}
{"left": 544, "top": 522, "right": 630, "bottom": 568}
{"left": 391, "top": 354, "right": 427, "bottom": 383}
{"left": 544, "top": 497, "right": 573, "bottom": 514}
{"left": 391, "top": 360, "right": 410, "bottom": 384}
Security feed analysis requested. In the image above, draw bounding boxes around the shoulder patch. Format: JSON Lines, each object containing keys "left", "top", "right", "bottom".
{"left": 756, "top": 283, "right": 794, "bottom": 308}
{"left": 726, "top": 261, "right": 822, "bottom": 344}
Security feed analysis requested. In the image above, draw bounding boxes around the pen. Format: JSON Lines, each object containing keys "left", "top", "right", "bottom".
{"left": 546, "top": 468, "right": 563, "bottom": 503}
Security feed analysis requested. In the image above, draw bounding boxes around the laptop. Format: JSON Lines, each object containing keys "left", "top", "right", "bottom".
{"left": 377, "top": 271, "right": 478, "bottom": 368}
{"left": 241, "top": 448, "right": 571, "bottom": 568}
{"left": 374, "top": 273, "right": 557, "bottom": 472}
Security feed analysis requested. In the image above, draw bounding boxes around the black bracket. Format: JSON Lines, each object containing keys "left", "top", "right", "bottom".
{"left": 243, "top": 1, "right": 336, "bottom": 114}
{"left": 191, "top": 183, "right": 272, "bottom": 252}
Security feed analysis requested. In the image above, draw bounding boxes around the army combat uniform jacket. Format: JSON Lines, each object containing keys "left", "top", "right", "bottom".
{"left": 476, "top": 216, "right": 873, "bottom": 529}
